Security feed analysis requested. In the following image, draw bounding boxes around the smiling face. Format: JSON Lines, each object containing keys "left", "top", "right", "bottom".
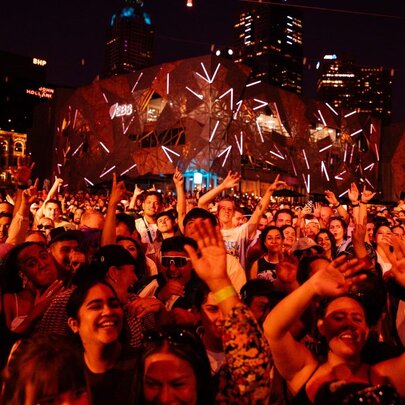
{"left": 160, "top": 250, "right": 192, "bottom": 285}
{"left": 18, "top": 244, "right": 57, "bottom": 288}
{"left": 143, "top": 352, "right": 197, "bottom": 405}
{"left": 264, "top": 229, "right": 283, "bottom": 254}
{"left": 282, "top": 226, "right": 296, "bottom": 247}
{"left": 318, "top": 297, "right": 369, "bottom": 361}
{"left": 68, "top": 284, "right": 123, "bottom": 348}
{"left": 143, "top": 195, "right": 162, "bottom": 219}
{"left": 316, "top": 232, "right": 332, "bottom": 253}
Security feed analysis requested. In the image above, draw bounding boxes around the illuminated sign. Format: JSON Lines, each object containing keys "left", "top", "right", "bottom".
{"left": 33, "top": 58, "right": 47, "bottom": 66}
{"left": 26, "top": 87, "right": 54, "bottom": 99}
{"left": 109, "top": 103, "right": 133, "bottom": 119}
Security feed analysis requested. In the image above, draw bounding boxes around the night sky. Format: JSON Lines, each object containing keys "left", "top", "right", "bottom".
{"left": 1, "top": 0, "right": 405, "bottom": 121}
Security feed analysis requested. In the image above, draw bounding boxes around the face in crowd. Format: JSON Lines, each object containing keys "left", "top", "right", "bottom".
{"left": 143, "top": 195, "right": 162, "bottom": 219}
{"left": 217, "top": 201, "right": 235, "bottom": 226}
{"left": 44, "top": 202, "right": 61, "bottom": 222}
{"left": 160, "top": 250, "right": 193, "bottom": 286}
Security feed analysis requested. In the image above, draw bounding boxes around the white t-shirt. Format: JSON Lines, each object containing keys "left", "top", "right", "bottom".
{"left": 226, "top": 254, "right": 247, "bottom": 292}
{"left": 135, "top": 217, "right": 158, "bottom": 256}
{"left": 221, "top": 222, "right": 251, "bottom": 270}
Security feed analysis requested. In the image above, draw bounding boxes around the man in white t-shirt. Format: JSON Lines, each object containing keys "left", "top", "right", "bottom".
{"left": 134, "top": 191, "right": 163, "bottom": 260}
{"left": 198, "top": 172, "right": 287, "bottom": 269}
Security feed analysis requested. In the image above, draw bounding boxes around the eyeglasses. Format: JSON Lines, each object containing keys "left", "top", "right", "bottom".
{"left": 161, "top": 256, "right": 191, "bottom": 268}
{"left": 37, "top": 224, "right": 53, "bottom": 230}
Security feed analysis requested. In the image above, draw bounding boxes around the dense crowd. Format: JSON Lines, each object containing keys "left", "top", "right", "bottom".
{"left": 0, "top": 158, "right": 405, "bottom": 404}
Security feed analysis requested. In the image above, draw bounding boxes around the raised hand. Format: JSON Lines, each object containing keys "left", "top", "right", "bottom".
{"left": 268, "top": 174, "right": 288, "bottom": 192}
{"left": 222, "top": 171, "right": 241, "bottom": 190}
{"left": 173, "top": 167, "right": 184, "bottom": 187}
{"left": 325, "top": 190, "right": 339, "bottom": 206}
{"left": 110, "top": 173, "right": 127, "bottom": 205}
{"left": 183, "top": 218, "right": 228, "bottom": 291}
{"left": 348, "top": 182, "right": 360, "bottom": 204}
{"left": 309, "top": 256, "right": 367, "bottom": 297}
{"left": 12, "top": 156, "right": 35, "bottom": 186}
{"left": 22, "top": 179, "right": 39, "bottom": 205}
{"left": 361, "top": 186, "right": 376, "bottom": 204}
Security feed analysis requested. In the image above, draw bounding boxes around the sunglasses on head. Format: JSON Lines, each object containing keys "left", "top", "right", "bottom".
{"left": 37, "top": 224, "right": 53, "bottom": 230}
{"left": 143, "top": 328, "right": 201, "bottom": 351}
{"left": 161, "top": 256, "right": 191, "bottom": 268}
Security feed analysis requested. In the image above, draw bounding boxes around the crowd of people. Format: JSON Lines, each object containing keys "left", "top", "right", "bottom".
{"left": 0, "top": 157, "right": 405, "bottom": 404}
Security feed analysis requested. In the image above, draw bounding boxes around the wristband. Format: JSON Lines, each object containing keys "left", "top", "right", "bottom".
{"left": 351, "top": 203, "right": 360, "bottom": 207}
{"left": 17, "top": 184, "right": 29, "bottom": 190}
{"left": 333, "top": 203, "right": 341, "bottom": 209}
{"left": 214, "top": 285, "right": 237, "bottom": 303}
{"left": 360, "top": 201, "right": 367, "bottom": 204}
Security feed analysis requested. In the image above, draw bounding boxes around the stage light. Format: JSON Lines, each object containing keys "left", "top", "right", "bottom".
{"left": 187, "top": 0, "right": 193, "bottom": 7}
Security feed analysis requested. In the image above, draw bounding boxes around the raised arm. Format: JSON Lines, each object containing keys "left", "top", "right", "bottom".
{"left": 101, "top": 173, "right": 127, "bottom": 246}
{"left": 173, "top": 167, "right": 186, "bottom": 234}
{"left": 247, "top": 174, "right": 287, "bottom": 238}
{"left": 184, "top": 219, "right": 272, "bottom": 401}
{"left": 325, "top": 190, "right": 350, "bottom": 223}
{"left": 264, "top": 256, "right": 366, "bottom": 390}
{"left": 6, "top": 180, "right": 39, "bottom": 246}
{"left": 197, "top": 171, "right": 241, "bottom": 210}
{"left": 36, "top": 177, "right": 63, "bottom": 220}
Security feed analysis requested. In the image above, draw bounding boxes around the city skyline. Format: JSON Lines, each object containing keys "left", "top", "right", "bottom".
{"left": 1, "top": 0, "right": 405, "bottom": 121}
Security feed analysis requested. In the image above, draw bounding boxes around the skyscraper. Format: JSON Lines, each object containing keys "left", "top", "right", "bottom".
{"left": 105, "top": 0, "right": 154, "bottom": 77}
{"left": 317, "top": 54, "right": 393, "bottom": 122}
{"left": 233, "top": 2, "right": 303, "bottom": 94}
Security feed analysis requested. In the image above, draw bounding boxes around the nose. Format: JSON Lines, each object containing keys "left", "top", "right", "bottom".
{"left": 158, "top": 384, "right": 175, "bottom": 404}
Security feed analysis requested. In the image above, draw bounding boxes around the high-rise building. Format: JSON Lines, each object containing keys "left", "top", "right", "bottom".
{"left": 0, "top": 50, "right": 54, "bottom": 133}
{"left": 105, "top": 0, "right": 154, "bottom": 77}
{"left": 317, "top": 54, "right": 393, "bottom": 122}
{"left": 233, "top": 2, "right": 303, "bottom": 94}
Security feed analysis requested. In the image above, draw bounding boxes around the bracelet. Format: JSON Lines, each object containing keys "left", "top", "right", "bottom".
{"left": 213, "top": 285, "right": 237, "bottom": 303}
{"left": 333, "top": 203, "right": 341, "bottom": 209}
{"left": 351, "top": 203, "right": 360, "bottom": 207}
{"left": 360, "top": 201, "right": 367, "bottom": 204}
{"left": 17, "top": 184, "right": 29, "bottom": 190}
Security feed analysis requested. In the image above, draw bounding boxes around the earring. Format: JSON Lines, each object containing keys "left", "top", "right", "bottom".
{"left": 18, "top": 271, "right": 28, "bottom": 289}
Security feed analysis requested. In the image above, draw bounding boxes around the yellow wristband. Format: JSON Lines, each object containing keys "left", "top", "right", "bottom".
{"left": 213, "top": 285, "right": 237, "bottom": 303}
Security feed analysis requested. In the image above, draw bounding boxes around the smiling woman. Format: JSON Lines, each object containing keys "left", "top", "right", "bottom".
{"left": 264, "top": 256, "right": 405, "bottom": 404}
{"left": 66, "top": 280, "right": 138, "bottom": 405}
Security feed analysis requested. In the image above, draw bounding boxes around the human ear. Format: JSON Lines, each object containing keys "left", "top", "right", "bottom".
{"left": 68, "top": 317, "right": 79, "bottom": 333}
{"left": 317, "top": 319, "right": 326, "bottom": 337}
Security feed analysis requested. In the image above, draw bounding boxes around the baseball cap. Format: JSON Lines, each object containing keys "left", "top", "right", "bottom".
{"left": 292, "top": 237, "right": 323, "bottom": 253}
{"left": 48, "top": 228, "right": 84, "bottom": 247}
{"left": 92, "top": 244, "right": 136, "bottom": 271}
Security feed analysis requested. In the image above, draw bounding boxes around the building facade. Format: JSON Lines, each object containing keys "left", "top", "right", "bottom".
{"left": 0, "top": 50, "right": 53, "bottom": 133}
{"left": 0, "top": 130, "right": 27, "bottom": 185}
{"left": 317, "top": 55, "right": 393, "bottom": 122}
{"left": 105, "top": 0, "right": 154, "bottom": 77}
{"left": 233, "top": 2, "right": 303, "bottom": 94}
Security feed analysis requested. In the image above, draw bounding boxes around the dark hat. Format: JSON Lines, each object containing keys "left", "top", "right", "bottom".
{"left": 240, "top": 279, "right": 285, "bottom": 305}
{"left": 92, "top": 244, "right": 136, "bottom": 271}
{"left": 48, "top": 227, "right": 85, "bottom": 247}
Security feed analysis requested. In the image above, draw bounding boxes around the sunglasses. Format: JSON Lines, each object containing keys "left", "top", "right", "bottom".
{"left": 37, "top": 224, "right": 53, "bottom": 230}
{"left": 161, "top": 256, "right": 191, "bottom": 268}
{"left": 143, "top": 328, "right": 202, "bottom": 351}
